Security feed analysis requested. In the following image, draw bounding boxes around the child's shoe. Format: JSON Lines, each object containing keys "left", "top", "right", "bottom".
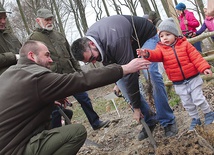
{"left": 189, "top": 118, "right": 201, "bottom": 131}
{"left": 204, "top": 112, "right": 214, "bottom": 125}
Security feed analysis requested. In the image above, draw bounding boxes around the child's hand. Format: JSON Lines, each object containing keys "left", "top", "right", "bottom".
{"left": 204, "top": 69, "right": 213, "bottom": 76}
{"left": 136, "top": 49, "right": 148, "bottom": 58}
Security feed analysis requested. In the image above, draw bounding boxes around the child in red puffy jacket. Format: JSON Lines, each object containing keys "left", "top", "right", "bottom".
{"left": 137, "top": 17, "right": 214, "bottom": 131}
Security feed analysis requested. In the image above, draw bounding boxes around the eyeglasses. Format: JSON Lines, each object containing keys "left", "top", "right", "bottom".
{"left": 85, "top": 45, "right": 96, "bottom": 65}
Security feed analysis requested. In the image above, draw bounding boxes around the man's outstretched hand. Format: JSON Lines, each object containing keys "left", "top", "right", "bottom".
{"left": 122, "top": 58, "right": 151, "bottom": 75}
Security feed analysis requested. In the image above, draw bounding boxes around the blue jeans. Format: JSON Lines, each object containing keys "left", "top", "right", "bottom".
{"left": 117, "top": 78, "right": 157, "bottom": 126}
{"left": 51, "top": 106, "right": 73, "bottom": 128}
{"left": 193, "top": 41, "right": 202, "bottom": 53}
{"left": 117, "top": 34, "right": 175, "bottom": 127}
{"left": 51, "top": 92, "right": 101, "bottom": 129}
{"left": 73, "top": 92, "right": 101, "bottom": 128}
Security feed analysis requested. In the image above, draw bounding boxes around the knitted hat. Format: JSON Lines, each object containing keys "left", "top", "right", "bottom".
{"left": 37, "top": 8, "right": 53, "bottom": 19}
{"left": 158, "top": 17, "right": 179, "bottom": 36}
{"left": 175, "top": 3, "right": 186, "bottom": 11}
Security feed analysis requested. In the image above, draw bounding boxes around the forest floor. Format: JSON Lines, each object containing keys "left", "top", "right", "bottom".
{"left": 68, "top": 80, "right": 214, "bottom": 155}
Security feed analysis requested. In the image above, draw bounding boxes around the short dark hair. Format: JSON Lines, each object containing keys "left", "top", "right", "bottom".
{"left": 71, "top": 37, "right": 90, "bottom": 61}
{"left": 19, "top": 40, "right": 46, "bottom": 57}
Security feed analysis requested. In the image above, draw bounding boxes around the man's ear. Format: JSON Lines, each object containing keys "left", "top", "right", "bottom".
{"left": 35, "top": 18, "right": 40, "bottom": 24}
{"left": 27, "top": 51, "right": 35, "bottom": 61}
{"left": 89, "top": 41, "right": 95, "bottom": 47}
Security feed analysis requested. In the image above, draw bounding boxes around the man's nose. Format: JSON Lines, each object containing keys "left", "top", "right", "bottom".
{"left": 0, "top": 18, "right": 6, "bottom": 23}
{"left": 49, "top": 58, "right": 53, "bottom": 63}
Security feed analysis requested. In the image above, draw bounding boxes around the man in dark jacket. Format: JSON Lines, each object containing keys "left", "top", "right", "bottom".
{"left": 0, "top": 6, "right": 22, "bottom": 74}
{"left": 0, "top": 40, "right": 150, "bottom": 155}
{"left": 28, "top": 8, "right": 109, "bottom": 130}
{"left": 71, "top": 15, "right": 178, "bottom": 141}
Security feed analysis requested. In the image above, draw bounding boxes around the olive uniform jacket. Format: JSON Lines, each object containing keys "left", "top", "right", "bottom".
{"left": 0, "top": 28, "right": 22, "bottom": 74}
{"left": 28, "top": 24, "right": 81, "bottom": 74}
{"left": 0, "top": 57, "right": 123, "bottom": 155}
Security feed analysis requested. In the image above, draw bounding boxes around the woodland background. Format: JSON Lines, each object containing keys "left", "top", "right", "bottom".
{"left": 1, "top": 0, "right": 211, "bottom": 68}
{"left": 1, "top": 0, "right": 208, "bottom": 42}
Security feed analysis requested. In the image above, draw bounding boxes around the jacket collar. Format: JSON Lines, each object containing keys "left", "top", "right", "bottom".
{"left": 0, "top": 27, "right": 12, "bottom": 34}
{"left": 17, "top": 57, "right": 37, "bottom": 65}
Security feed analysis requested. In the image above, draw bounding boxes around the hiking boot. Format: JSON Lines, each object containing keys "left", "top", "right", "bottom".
{"left": 138, "top": 124, "right": 156, "bottom": 141}
{"left": 93, "top": 120, "right": 110, "bottom": 130}
{"left": 204, "top": 112, "right": 214, "bottom": 125}
{"left": 189, "top": 118, "right": 201, "bottom": 131}
{"left": 164, "top": 122, "right": 178, "bottom": 137}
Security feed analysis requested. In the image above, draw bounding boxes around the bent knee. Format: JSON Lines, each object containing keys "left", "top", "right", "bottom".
{"left": 71, "top": 124, "right": 87, "bottom": 139}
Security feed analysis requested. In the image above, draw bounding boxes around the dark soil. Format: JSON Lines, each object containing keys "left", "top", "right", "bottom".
{"left": 76, "top": 82, "right": 214, "bottom": 155}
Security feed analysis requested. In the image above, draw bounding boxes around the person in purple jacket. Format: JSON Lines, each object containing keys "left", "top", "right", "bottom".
{"left": 193, "top": 8, "right": 214, "bottom": 41}
{"left": 71, "top": 15, "right": 178, "bottom": 141}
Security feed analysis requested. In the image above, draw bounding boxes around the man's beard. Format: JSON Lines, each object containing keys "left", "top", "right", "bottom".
{"left": 40, "top": 22, "right": 54, "bottom": 31}
{"left": 37, "top": 58, "right": 51, "bottom": 69}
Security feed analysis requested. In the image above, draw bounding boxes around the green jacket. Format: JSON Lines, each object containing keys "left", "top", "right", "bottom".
{"left": 0, "top": 57, "right": 123, "bottom": 155}
{"left": 28, "top": 25, "right": 81, "bottom": 74}
{"left": 0, "top": 29, "right": 22, "bottom": 74}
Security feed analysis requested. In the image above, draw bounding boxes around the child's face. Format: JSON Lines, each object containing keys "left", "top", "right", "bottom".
{"left": 159, "top": 31, "right": 176, "bottom": 45}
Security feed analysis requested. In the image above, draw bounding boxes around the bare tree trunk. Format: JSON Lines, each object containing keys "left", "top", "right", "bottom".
{"left": 25, "top": 0, "right": 36, "bottom": 14}
{"left": 75, "top": 0, "right": 88, "bottom": 33}
{"left": 174, "top": 0, "right": 178, "bottom": 6}
{"left": 195, "top": 0, "right": 205, "bottom": 18}
{"left": 166, "top": 0, "right": 182, "bottom": 35}
{"left": 89, "top": 0, "right": 103, "bottom": 21}
{"left": 52, "top": 0, "right": 65, "bottom": 37}
{"left": 16, "top": 0, "right": 31, "bottom": 34}
{"left": 118, "top": 0, "right": 138, "bottom": 16}
{"left": 151, "top": 0, "right": 160, "bottom": 17}
{"left": 161, "top": 0, "right": 171, "bottom": 17}
{"left": 67, "top": 0, "right": 83, "bottom": 37}
{"left": 111, "top": 0, "right": 121, "bottom": 15}
{"left": 138, "top": 0, "right": 151, "bottom": 14}
{"left": 102, "top": 0, "right": 110, "bottom": 16}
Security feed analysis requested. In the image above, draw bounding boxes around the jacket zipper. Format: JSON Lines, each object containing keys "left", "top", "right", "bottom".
{"left": 171, "top": 45, "right": 187, "bottom": 82}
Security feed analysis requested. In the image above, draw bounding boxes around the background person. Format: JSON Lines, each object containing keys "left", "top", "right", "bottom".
{"left": 0, "top": 6, "right": 21, "bottom": 74}
{"left": 0, "top": 40, "right": 149, "bottom": 155}
{"left": 175, "top": 2, "right": 202, "bottom": 53}
{"left": 28, "top": 8, "right": 110, "bottom": 130}
{"left": 137, "top": 17, "right": 214, "bottom": 131}
{"left": 193, "top": 8, "right": 214, "bottom": 41}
